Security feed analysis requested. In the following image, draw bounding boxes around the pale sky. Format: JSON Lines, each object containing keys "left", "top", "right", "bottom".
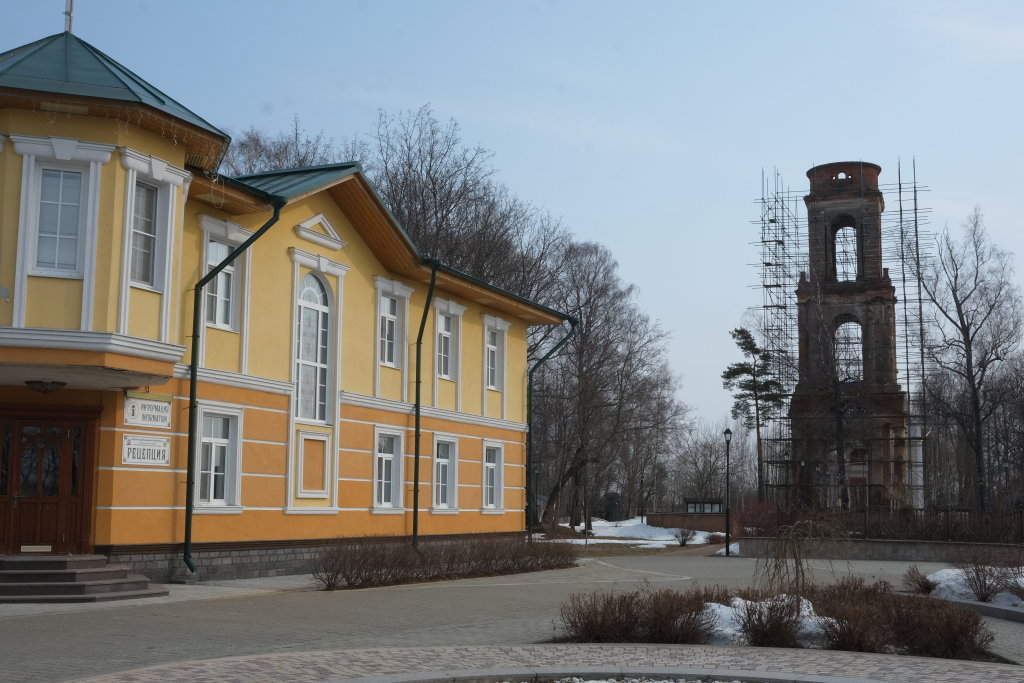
{"left": 6, "top": 1, "right": 1024, "bottom": 421}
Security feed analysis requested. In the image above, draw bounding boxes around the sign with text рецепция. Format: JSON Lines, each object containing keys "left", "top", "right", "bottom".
{"left": 122, "top": 434, "right": 171, "bottom": 466}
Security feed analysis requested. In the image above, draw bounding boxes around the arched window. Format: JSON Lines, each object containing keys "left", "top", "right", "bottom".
{"left": 296, "top": 273, "right": 329, "bottom": 421}
{"left": 834, "top": 226, "right": 858, "bottom": 281}
{"left": 834, "top": 320, "right": 863, "bottom": 382}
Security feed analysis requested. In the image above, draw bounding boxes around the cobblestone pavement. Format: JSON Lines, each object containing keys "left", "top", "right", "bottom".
{"left": 76, "top": 645, "right": 1024, "bottom": 683}
{"left": 1, "top": 554, "right": 1021, "bottom": 682}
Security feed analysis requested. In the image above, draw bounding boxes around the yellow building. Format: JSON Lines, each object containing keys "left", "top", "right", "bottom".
{"left": 0, "top": 33, "right": 565, "bottom": 579}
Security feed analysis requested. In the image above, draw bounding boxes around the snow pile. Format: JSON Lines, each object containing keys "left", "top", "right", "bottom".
{"left": 713, "top": 543, "right": 741, "bottom": 557}
{"left": 705, "top": 595, "right": 827, "bottom": 648}
{"left": 557, "top": 517, "right": 716, "bottom": 548}
{"left": 928, "top": 567, "right": 1024, "bottom": 608}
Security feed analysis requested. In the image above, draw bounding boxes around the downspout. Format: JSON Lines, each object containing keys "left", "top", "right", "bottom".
{"left": 526, "top": 316, "right": 578, "bottom": 532}
{"left": 411, "top": 259, "right": 440, "bottom": 549}
{"left": 183, "top": 198, "right": 285, "bottom": 573}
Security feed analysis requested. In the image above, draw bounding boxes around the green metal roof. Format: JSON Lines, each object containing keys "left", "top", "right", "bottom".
{"left": 0, "top": 32, "right": 226, "bottom": 139}
{"left": 235, "top": 163, "right": 362, "bottom": 202}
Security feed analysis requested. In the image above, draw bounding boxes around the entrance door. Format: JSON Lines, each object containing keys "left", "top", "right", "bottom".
{"left": 0, "top": 420, "right": 90, "bottom": 554}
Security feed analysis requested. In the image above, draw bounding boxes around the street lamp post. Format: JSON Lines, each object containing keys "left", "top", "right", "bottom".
{"left": 723, "top": 428, "right": 732, "bottom": 557}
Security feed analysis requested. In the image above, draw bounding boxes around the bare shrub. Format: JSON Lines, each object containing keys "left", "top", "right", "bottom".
{"left": 638, "top": 585, "right": 714, "bottom": 644}
{"left": 955, "top": 554, "right": 1010, "bottom": 602}
{"left": 902, "top": 564, "right": 936, "bottom": 594}
{"left": 707, "top": 532, "right": 726, "bottom": 544}
{"left": 889, "top": 594, "right": 994, "bottom": 660}
{"left": 675, "top": 528, "right": 695, "bottom": 546}
{"left": 310, "top": 536, "right": 578, "bottom": 590}
{"left": 734, "top": 594, "right": 803, "bottom": 648}
{"left": 696, "top": 584, "right": 733, "bottom": 606}
{"left": 812, "top": 578, "right": 895, "bottom": 653}
{"left": 559, "top": 589, "right": 642, "bottom": 642}
{"left": 754, "top": 519, "right": 845, "bottom": 594}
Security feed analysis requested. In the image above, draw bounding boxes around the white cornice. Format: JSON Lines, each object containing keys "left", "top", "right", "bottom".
{"left": 288, "top": 247, "right": 349, "bottom": 278}
{"left": 173, "top": 365, "right": 295, "bottom": 395}
{"left": 199, "top": 214, "right": 253, "bottom": 245}
{"left": 119, "top": 148, "right": 190, "bottom": 187}
{"left": 374, "top": 275, "right": 414, "bottom": 299}
{"left": 435, "top": 297, "right": 467, "bottom": 317}
{"left": 10, "top": 135, "right": 114, "bottom": 164}
{"left": 295, "top": 213, "right": 346, "bottom": 250}
{"left": 340, "top": 391, "right": 527, "bottom": 433}
{"left": 0, "top": 328, "right": 184, "bottom": 362}
{"left": 482, "top": 314, "right": 511, "bottom": 332}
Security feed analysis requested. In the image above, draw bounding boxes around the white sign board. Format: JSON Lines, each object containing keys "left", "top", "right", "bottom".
{"left": 122, "top": 434, "right": 171, "bottom": 466}
{"left": 125, "top": 396, "right": 172, "bottom": 429}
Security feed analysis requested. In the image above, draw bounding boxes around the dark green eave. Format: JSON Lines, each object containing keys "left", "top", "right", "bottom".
{"left": 0, "top": 32, "right": 226, "bottom": 140}
{"left": 235, "top": 163, "right": 361, "bottom": 202}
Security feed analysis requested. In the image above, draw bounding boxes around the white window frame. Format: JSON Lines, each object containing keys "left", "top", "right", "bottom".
{"left": 11, "top": 135, "right": 115, "bottom": 330}
{"left": 194, "top": 403, "right": 243, "bottom": 514}
{"left": 373, "top": 427, "right": 404, "bottom": 511}
{"left": 482, "top": 442, "right": 504, "bottom": 511}
{"left": 433, "top": 298, "right": 467, "bottom": 409}
{"left": 481, "top": 314, "right": 511, "bottom": 419}
{"left": 198, "top": 215, "right": 252, "bottom": 335}
{"left": 432, "top": 435, "right": 459, "bottom": 512}
{"left": 205, "top": 239, "right": 235, "bottom": 329}
{"left": 129, "top": 181, "right": 159, "bottom": 287}
{"left": 437, "top": 312, "right": 453, "bottom": 379}
{"left": 34, "top": 165, "right": 87, "bottom": 277}
{"left": 379, "top": 294, "right": 399, "bottom": 367}
{"left": 295, "top": 272, "right": 331, "bottom": 423}
{"left": 373, "top": 276, "right": 414, "bottom": 401}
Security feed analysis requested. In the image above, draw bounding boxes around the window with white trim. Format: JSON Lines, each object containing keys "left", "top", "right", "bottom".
{"left": 434, "top": 438, "right": 457, "bottom": 509}
{"left": 483, "top": 444, "right": 503, "bottom": 509}
{"left": 36, "top": 167, "right": 86, "bottom": 275}
{"left": 437, "top": 312, "right": 453, "bottom": 379}
{"left": 205, "top": 240, "right": 234, "bottom": 328}
{"left": 195, "top": 408, "right": 242, "bottom": 509}
{"left": 129, "top": 182, "right": 158, "bottom": 286}
{"left": 379, "top": 294, "right": 398, "bottom": 366}
{"left": 375, "top": 431, "right": 403, "bottom": 508}
{"left": 296, "top": 273, "right": 330, "bottom": 422}
{"left": 485, "top": 328, "right": 501, "bottom": 389}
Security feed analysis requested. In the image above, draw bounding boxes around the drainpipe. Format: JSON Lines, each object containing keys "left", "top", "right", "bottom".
{"left": 411, "top": 259, "right": 440, "bottom": 549}
{"left": 526, "top": 316, "right": 578, "bottom": 532}
{"left": 183, "top": 199, "right": 285, "bottom": 573}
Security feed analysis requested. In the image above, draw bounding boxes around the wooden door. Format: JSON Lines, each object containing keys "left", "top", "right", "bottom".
{"left": 0, "top": 420, "right": 90, "bottom": 554}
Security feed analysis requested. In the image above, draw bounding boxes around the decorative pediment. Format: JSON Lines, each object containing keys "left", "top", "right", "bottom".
{"left": 294, "top": 213, "right": 346, "bottom": 250}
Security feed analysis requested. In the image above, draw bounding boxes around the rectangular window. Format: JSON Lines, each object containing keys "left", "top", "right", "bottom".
{"left": 199, "top": 414, "right": 231, "bottom": 505}
{"left": 434, "top": 440, "right": 455, "bottom": 508}
{"left": 485, "top": 329, "right": 500, "bottom": 389}
{"left": 130, "top": 182, "right": 158, "bottom": 286}
{"left": 379, "top": 295, "right": 398, "bottom": 365}
{"left": 376, "top": 433, "right": 400, "bottom": 507}
{"left": 36, "top": 168, "right": 83, "bottom": 273}
{"left": 205, "top": 240, "right": 234, "bottom": 327}
{"left": 483, "top": 445, "right": 502, "bottom": 509}
{"left": 437, "top": 313, "right": 452, "bottom": 379}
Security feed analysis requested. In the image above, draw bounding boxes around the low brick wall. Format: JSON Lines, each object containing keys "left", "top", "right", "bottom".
{"left": 740, "top": 536, "right": 1023, "bottom": 563}
{"left": 97, "top": 531, "right": 525, "bottom": 583}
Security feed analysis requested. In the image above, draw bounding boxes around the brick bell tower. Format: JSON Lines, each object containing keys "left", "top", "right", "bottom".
{"left": 788, "top": 161, "right": 910, "bottom": 510}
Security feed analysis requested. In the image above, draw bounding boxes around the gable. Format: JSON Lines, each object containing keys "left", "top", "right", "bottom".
{"left": 294, "top": 213, "right": 346, "bottom": 251}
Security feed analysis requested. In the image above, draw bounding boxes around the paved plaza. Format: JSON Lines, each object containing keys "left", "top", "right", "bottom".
{"left": 1, "top": 550, "right": 1021, "bottom": 682}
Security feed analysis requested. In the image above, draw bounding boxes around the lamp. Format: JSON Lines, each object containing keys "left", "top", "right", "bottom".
{"left": 723, "top": 428, "right": 732, "bottom": 557}
{"left": 25, "top": 380, "right": 66, "bottom": 394}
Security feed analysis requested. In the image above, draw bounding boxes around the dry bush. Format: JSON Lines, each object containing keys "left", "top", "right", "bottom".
{"left": 734, "top": 594, "right": 803, "bottom": 648}
{"left": 696, "top": 584, "right": 733, "bottom": 606}
{"left": 811, "top": 578, "right": 895, "bottom": 653}
{"left": 310, "top": 536, "right": 578, "bottom": 590}
{"left": 559, "top": 589, "right": 642, "bottom": 642}
{"left": 675, "top": 528, "right": 696, "bottom": 546}
{"left": 707, "top": 532, "right": 726, "bottom": 544}
{"left": 902, "top": 564, "right": 937, "bottom": 594}
{"left": 889, "top": 594, "right": 994, "bottom": 660}
{"left": 637, "top": 585, "right": 715, "bottom": 644}
{"left": 754, "top": 519, "right": 846, "bottom": 594}
{"left": 955, "top": 553, "right": 1010, "bottom": 603}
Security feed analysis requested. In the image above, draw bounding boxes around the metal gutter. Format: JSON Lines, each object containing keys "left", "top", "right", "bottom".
{"left": 411, "top": 259, "right": 440, "bottom": 549}
{"left": 183, "top": 197, "right": 286, "bottom": 573}
{"left": 525, "top": 316, "right": 578, "bottom": 531}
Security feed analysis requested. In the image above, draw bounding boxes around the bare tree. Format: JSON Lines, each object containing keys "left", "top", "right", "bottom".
{"left": 220, "top": 115, "right": 350, "bottom": 176}
{"left": 913, "top": 208, "right": 1023, "bottom": 511}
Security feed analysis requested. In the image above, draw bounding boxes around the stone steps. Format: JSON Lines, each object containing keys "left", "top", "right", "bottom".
{"left": 0, "top": 554, "right": 169, "bottom": 603}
